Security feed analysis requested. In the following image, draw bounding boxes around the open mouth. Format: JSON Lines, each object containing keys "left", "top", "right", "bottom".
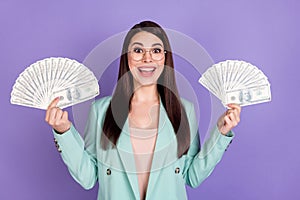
{"left": 137, "top": 67, "right": 156, "bottom": 77}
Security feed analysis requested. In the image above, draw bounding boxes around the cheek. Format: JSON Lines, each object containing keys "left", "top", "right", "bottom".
{"left": 156, "top": 57, "right": 165, "bottom": 68}
{"left": 127, "top": 56, "right": 137, "bottom": 71}
{"left": 158, "top": 59, "right": 165, "bottom": 70}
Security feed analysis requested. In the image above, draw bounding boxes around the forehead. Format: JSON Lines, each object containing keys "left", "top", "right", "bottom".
{"left": 129, "top": 31, "right": 163, "bottom": 47}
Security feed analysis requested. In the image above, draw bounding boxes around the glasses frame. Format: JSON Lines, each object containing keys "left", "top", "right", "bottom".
{"left": 128, "top": 47, "right": 167, "bottom": 61}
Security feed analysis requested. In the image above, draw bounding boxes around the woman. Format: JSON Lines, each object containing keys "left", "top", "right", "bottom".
{"left": 45, "top": 21, "right": 241, "bottom": 200}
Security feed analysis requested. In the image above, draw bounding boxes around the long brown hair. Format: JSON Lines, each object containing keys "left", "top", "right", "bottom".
{"left": 101, "top": 21, "right": 190, "bottom": 158}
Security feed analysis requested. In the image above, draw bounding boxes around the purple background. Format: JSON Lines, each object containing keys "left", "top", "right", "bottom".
{"left": 1, "top": 0, "right": 299, "bottom": 199}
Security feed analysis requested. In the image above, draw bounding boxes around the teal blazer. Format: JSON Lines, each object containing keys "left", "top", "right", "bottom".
{"left": 53, "top": 96, "right": 233, "bottom": 200}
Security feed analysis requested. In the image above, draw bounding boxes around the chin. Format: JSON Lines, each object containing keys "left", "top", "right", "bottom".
{"left": 134, "top": 78, "right": 158, "bottom": 87}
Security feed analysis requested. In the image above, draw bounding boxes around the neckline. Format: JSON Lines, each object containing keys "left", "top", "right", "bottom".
{"left": 129, "top": 126, "right": 158, "bottom": 139}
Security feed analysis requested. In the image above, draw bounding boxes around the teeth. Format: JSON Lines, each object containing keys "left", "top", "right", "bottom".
{"left": 138, "top": 67, "right": 155, "bottom": 72}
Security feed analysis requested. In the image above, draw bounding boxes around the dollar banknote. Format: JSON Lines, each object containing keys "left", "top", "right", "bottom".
{"left": 224, "top": 84, "right": 271, "bottom": 106}
{"left": 51, "top": 81, "right": 99, "bottom": 109}
{"left": 199, "top": 60, "right": 272, "bottom": 107}
{"left": 10, "top": 57, "right": 100, "bottom": 110}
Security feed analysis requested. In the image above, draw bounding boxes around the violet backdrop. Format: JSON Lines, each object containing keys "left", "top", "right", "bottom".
{"left": 1, "top": 0, "right": 299, "bottom": 199}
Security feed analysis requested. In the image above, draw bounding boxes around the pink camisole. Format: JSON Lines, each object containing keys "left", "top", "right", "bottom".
{"left": 130, "top": 127, "right": 158, "bottom": 200}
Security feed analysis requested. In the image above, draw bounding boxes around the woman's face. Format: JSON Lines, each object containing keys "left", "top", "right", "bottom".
{"left": 127, "top": 31, "right": 165, "bottom": 86}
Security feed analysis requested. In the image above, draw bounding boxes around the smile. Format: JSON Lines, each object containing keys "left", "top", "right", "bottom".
{"left": 137, "top": 67, "right": 157, "bottom": 77}
{"left": 137, "top": 67, "right": 156, "bottom": 73}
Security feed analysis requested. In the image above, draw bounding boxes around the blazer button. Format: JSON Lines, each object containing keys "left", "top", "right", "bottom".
{"left": 175, "top": 167, "right": 180, "bottom": 174}
{"left": 106, "top": 169, "right": 111, "bottom": 175}
{"left": 54, "top": 142, "right": 62, "bottom": 153}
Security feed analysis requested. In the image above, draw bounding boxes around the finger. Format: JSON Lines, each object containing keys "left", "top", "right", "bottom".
{"left": 55, "top": 109, "right": 64, "bottom": 125}
{"left": 62, "top": 111, "right": 69, "bottom": 121}
{"left": 223, "top": 115, "right": 233, "bottom": 132}
{"left": 227, "top": 103, "right": 241, "bottom": 114}
{"left": 62, "top": 111, "right": 71, "bottom": 131}
{"left": 48, "top": 108, "right": 59, "bottom": 126}
{"left": 48, "top": 97, "right": 60, "bottom": 109}
{"left": 228, "top": 112, "right": 238, "bottom": 127}
{"left": 228, "top": 108, "right": 240, "bottom": 123}
{"left": 232, "top": 108, "right": 240, "bottom": 123}
{"left": 45, "top": 107, "right": 52, "bottom": 122}
{"left": 45, "top": 97, "right": 60, "bottom": 122}
{"left": 227, "top": 105, "right": 241, "bottom": 122}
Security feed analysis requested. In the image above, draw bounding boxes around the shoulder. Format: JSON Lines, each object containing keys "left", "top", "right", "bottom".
{"left": 180, "top": 97, "right": 194, "bottom": 114}
{"left": 90, "top": 96, "right": 112, "bottom": 113}
{"left": 92, "top": 96, "right": 112, "bottom": 107}
{"left": 180, "top": 97, "right": 198, "bottom": 129}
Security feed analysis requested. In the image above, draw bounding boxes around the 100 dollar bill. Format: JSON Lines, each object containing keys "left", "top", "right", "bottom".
{"left": 51, "top": 80, "right": 99, "bottom": 109}
{"left": 224, "top": 84, "right": 271, "bottom": 106}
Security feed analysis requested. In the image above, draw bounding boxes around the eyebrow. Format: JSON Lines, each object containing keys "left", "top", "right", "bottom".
{"left": 130, "top": 42, "right": 163, "bottom": 47}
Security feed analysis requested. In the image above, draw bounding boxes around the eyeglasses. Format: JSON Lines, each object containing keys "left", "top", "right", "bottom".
{"left": 128, "top": 47, "right": 166, "bottom": 61}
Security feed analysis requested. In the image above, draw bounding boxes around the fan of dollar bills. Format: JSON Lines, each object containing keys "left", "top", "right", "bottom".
{"left": 199, "top": 60, "right": 271, "bottom": 107}
{"left": 10, "top": 57, "right": 100, "bottom": 110}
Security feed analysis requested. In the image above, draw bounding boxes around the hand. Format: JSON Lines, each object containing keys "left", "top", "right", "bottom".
{"left": 45, "top": 97, "right": 71, "bottom": 134}
{"left": 217, "top": 104, "right": 241, "bottom": 135}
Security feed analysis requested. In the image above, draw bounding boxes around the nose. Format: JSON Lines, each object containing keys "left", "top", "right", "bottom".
{"left": 142, "top": 50, "right": 152, "bottom": 62}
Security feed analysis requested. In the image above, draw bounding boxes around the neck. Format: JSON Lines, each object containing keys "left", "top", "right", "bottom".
{"left": 132, "top": 83, "right": 159, "bottom": 103}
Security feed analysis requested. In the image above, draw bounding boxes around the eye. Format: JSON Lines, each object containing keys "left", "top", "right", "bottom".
{"left": 152, "top": 48, "right": 162, "bottom": 54}
{"left": 133, "top": 47, "right": 143, "bottom": 54}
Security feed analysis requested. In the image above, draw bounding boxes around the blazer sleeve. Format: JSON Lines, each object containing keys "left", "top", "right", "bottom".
{"left": 53, "top": 101, "right": 100, "bottom": 190}
{"left": 182, "top": 102, "right": 234, "bottom": 188}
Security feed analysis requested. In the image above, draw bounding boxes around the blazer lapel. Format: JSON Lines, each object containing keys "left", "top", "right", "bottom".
{"left": 116, "top": 100, "right": 178, "bottom": 200}
{"left": 116, "top": 118, "right": 140, "bottom": 199}
{"left": 146, "top": 101, "right": 178, "bottom": 198}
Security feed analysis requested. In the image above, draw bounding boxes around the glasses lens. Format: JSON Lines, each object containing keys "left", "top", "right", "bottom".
{"left": 130, "top": 48, "right": 165, "bottom": 61}
{"left": 151, "top": 48, "right": 164, "bottom": 60}
{"left": 131, "top": 47, "right": 142, "bottom": 61}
